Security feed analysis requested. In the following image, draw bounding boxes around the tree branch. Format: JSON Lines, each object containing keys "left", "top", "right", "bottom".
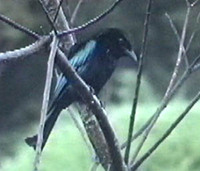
{"left": 131, "top": 90, "right": 200, "bottom": 170}
{"left": 0, "top": 36, "right": 51, "bottom": 63}
{"left": 76, "top": 104, "right": 112, "bottom": 170}
{"left": 121, "top": 47, "right": 200, "bottom": 152}
{"left": 39, "top": 0, "right": 75, "bottom": 49}
{"left": 124, "top": 0, "right": 152, "bottom": 165}
{"left": 0, "top": 0, "right": 126, "bottom": 169}
{"left": 34, "top": 35, "right": 59, "bottom": 171}
{"left": 124, "top": 4, "right": 192, "bottom": 163}
{"left": 38, "top": 0, "right": 126, "bottom": 170}
{"left": 0, "top": 14, "right": 40, "bottom": 39}
{"left": 67, "top": 106, "right": 93, "bottom": 155}
{"left": 70, "top": 0, "right": 84, "bottom": 24}
{"left": 55, "top": 49, "right": 126, "bottom": 171}
{"left": 165, "top": 12, "right": 189, "bottom": 67}
{"left": 58, "top": 0, "right": 124, "bottom": 38}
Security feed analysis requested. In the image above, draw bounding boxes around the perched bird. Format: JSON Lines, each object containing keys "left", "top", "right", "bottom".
{"left": 25, "top": 28, "right": 138, "bottom": 150}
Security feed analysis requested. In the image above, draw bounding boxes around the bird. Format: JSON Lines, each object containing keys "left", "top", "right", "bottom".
{"left": 25, "top": 28, "right": 138, "bottom": 150}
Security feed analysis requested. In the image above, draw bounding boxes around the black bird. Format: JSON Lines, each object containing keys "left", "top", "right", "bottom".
{"left": 25, "top": 28, "right": 138, "bottom": 150}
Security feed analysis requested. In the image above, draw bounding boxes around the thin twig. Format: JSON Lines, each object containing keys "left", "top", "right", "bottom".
{"left": 0, "top": 14, "right": 40, "bottom": 40}
{"left": 39, "top": 0, "right": 76, "bottom": 56}
{"left": 129, "top": 5, "right": 191, "bottom": 163}
{"left": 121, "top": 5, "right": 200, "bottom": 150}
{"left": 58, "top": 0, "right": 124, "bottom": 38}
{"left": 191, "top": 54, "right": 200, "bottom": 72}
{"left": 67, "top": 107, "right": 93, "bottom": 155}
{"left": 121, "top": 114, "right": 154, "bottom": 149}
{"left": 1, "top": 1, "right": 125, "bottom": 169}
{"left": 0, "top": 0, "right": 123, "bottom": 44}
{"left": 131, "top": 91, "right": 200, "bottom": 170}
{"left": 165, "top": 12, "right": 189, "bottom": 67}
{"left": 165, "top": 6, "right": 191, "bottom": 97}
{"left": 121, "top": 49, "right": 200, "bottom": 152}
{"left": 124, "top": 0, "right": 152, "bottom": 165}
{"left": 70, "top": 0, "right": 84, "bottom": 24}
{"left": 186, "top": 10, "right": 200, "bottom": 52}
{"left": 129, "top": 52, "right": 200, "bottom": 165}
{"left": 53, "top": 0, "right": 65, "bottom": 23}
{"left": 38, "top": 0, "right": 58, "bottom": 34}
{"left": 33, "top": 35, "right": 59, "bottom": 171}
{"left": 191, "top": 0, "right": 200, "bottom": 6}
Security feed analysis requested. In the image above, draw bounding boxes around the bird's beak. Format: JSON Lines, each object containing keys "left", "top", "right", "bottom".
{"left": 124, "top": 49, "right": 138, "bottom": 62}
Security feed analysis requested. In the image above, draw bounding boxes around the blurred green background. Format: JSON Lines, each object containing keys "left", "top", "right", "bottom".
{"left": 0, "top": 0, "right": 200, "bottom": 170}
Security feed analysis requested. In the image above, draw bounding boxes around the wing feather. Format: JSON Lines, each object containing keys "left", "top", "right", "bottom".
{"left": 52, "top": 40, "right": 96, "bottom": 104}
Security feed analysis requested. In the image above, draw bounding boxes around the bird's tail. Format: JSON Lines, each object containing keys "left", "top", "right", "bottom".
{"left": 25, "top": 105, "right": 62, "bottom": 150}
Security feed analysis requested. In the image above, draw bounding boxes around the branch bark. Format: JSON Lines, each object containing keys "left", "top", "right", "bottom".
{"left": 36, "top": 0, "right": 125, "bottom": 170}
{"left": 131, "top": 90, "right": 200, "bottom": 170}
{"left": 124, "top": 0, "right": 152, "bottom": 165}
{"left": 56, "top": 49, "right": 126, "bottom": 171}
{"left": 34, "top": 35, "right": 59, "bottom": 171}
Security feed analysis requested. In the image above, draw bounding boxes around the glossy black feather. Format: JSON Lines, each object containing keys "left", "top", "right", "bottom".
{"left": 25, "top": 28, "right": 137, "bottom": 150}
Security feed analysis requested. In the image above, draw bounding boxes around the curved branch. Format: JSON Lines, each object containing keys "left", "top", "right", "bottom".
{"left": 58, "top": 0, "right": 124, "bottom": 38}
{"left": 56, "top": 49, "right": 126, "bottom": 171}
{"left": 0, "top": 36, "right": 51, "bottom": 63}
{"left": 0, "top": 14, "right": 40, "bottom": 39}
{"left": 124, "top": 0, "right": 152, "bottom": 165}
{"left": 131, "top": 90, "right": 200, "bottom": 170}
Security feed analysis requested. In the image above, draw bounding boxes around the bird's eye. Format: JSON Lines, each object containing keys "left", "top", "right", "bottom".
{"left": 119, "top": 38, "right": 123, "bottom": 42}
{"left": 118, "top": 38, "right": 125, "bottom": 45}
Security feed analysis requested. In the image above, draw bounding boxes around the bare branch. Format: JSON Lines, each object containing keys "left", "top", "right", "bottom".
{"left": 0, "top": 36, "right": 51, "bottom": 63}
{"left": 38, "top": 0, "right": 58, "bottom": 34}
{"left": 129, "top": 53, "right": 200, "bottom": 167}
{"left": 67, "top": 107, "right": 93, "bottom": 155}
{"left": 70, "top": 0, "right": 84, "bottom": 24}
{"left": 121, "top": 50, "right": 200, "bottom": 152}
{"left": 56, "top": 49, "right": 126, "bottom": 170}
{"left": 124, "top": 0, "right": 152, "bottom": 165}
{"left": 191, "top": 54, "right": 200, "bottom": 72}
{"left": 165, "top": 12, "right": 189, "bottom": 67}
{"left": 131, "top": 90, "right": 200, "bottom": 170}
{"left": 0, "top": 14, "right": 40, "bottom": 40}
{"left": 53, "top": 0, "right": 65, "bottom": 23}
{"left": 58, "top": 0, "right": 124, "bottom": 38}
{"left": 128, "top": 5, "right": 191, "bottom": 163}
{"left": 121, "top": 114, "right": 153, "bottom": 149}
{"left": 166, "top": 6, "right": 190, "bottom": 96}
{"left": 39, "top": 0, "right": 75, "bottom": 48}
{"left": 186, "top": 10, "right": 200, "bottom": 51}
{"left": 0, "top": 0, "right": 126, "bottom": 169}
{"left": 34, "top": 35, "right": 59, "bottom": 171}
{"left": 76, "top": 104, "right": 112, "bottom": 170}
{"left": 191, "top": 0, "right": 200, "bottom": 6}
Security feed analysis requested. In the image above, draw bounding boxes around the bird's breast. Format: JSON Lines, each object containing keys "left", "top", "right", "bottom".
{"left": 83, "top": 55, "right": 117, "bottom": 94}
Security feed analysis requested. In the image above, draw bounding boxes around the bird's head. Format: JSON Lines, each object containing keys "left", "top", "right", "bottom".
{"left": 96, "top": 28, "right": 138, "bottom": 63}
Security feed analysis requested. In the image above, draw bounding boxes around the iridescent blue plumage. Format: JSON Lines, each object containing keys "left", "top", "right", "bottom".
{"left": 25, "top": 28, "right": 138, "bottom": 149}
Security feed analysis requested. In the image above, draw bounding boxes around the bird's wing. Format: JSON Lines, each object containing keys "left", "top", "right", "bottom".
{"left": 52, "top": 40, "right": 97, "bottom": 103}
